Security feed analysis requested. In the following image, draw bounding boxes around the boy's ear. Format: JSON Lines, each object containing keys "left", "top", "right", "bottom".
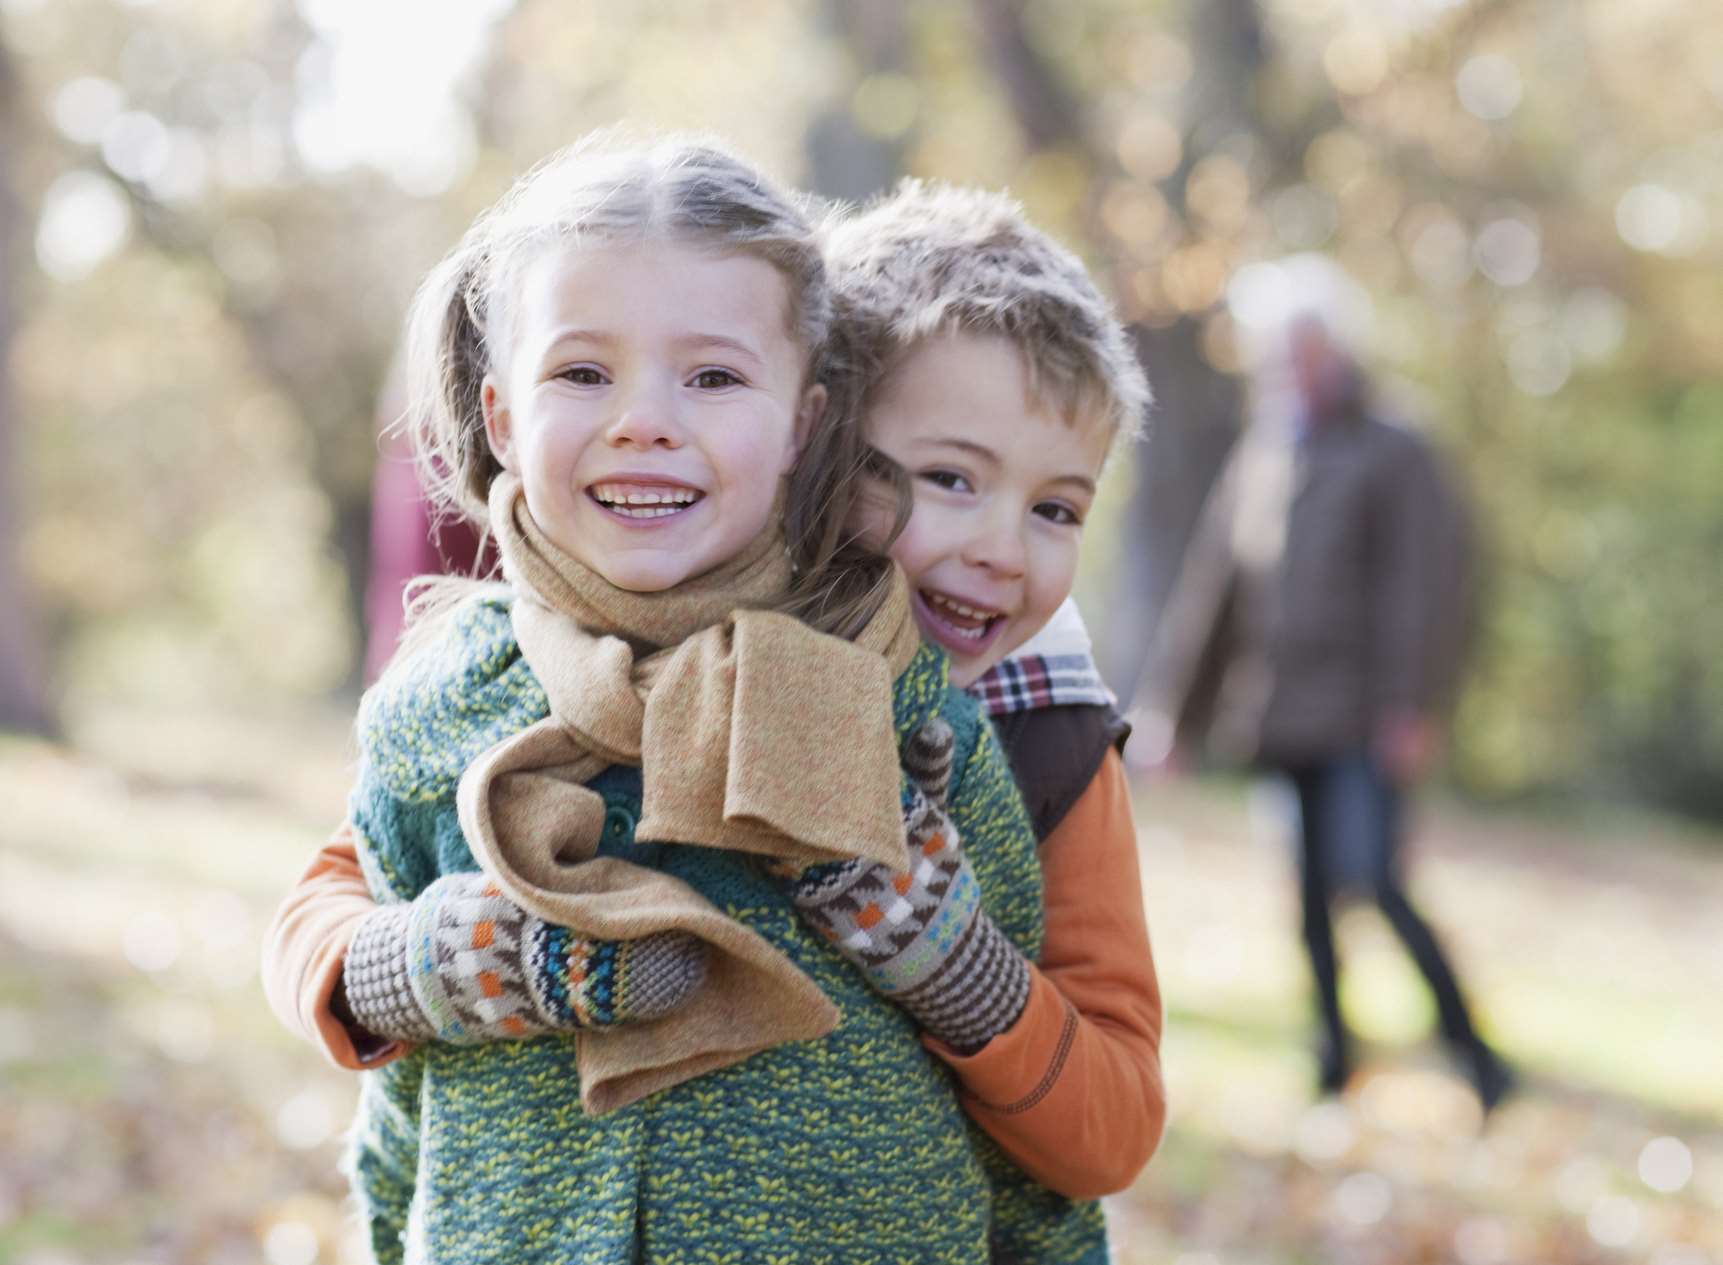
{"left": 788, "top": 382, "right": 827, "bottom": 471}
{"left": 482, "top": 376, "right": 516, "bottom": 472}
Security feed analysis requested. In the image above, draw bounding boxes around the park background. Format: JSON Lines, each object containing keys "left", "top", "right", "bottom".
{"left": 0, "top": 0, "right": 1720, "bottom": 1262}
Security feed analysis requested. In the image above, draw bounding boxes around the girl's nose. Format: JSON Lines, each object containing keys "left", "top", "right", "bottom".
{"left": 605, "top": 379, "right": 683, "bottom": 449}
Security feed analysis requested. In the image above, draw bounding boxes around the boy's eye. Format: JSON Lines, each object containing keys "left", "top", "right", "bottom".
{"left": 1034, "top": 501, "right": 1083, "bottom": 526}
{"left": 920, "top": 469, "right": 971, "bottom": 493}
{"left": 558, "top": 366, "right": 607, "bottom": 386}
{"left": 690, "top": 368, "right": 744, "bottom": 389}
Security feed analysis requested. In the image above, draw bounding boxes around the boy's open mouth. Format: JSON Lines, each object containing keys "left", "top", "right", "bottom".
{"left": 588, "top": 481, "right": 704, "bottom": 521}
{"left": 918, "top": 588, "right": 1006, "bottom": 646}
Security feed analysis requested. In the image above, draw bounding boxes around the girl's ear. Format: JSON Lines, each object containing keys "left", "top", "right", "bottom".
{"left": 482, "top": 375, "right": 516, "bottom": 471}
{"left": 788, "top": 382, "right": 827, "bottom": 472}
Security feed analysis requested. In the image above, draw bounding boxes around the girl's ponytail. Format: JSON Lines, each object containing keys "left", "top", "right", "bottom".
{"left": 779, "top": 305, "right": 912, "bottom": 640}
{"left": 382, "top": 240, "right": 507, "bottom": 672}
{"left": 403, "top": 238, "right": 502, "bottom": 526}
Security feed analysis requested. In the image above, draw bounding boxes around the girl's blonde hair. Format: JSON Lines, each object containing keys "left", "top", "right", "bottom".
{"left": 398, "top": 129, "right": 906, "bottom": 643}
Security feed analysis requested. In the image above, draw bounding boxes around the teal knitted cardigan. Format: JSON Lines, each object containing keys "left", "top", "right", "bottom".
{"left": 345, "top": 594, "right": 1107, "bottom": 1265}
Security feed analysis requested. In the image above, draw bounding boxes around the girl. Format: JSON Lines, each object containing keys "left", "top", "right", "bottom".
{"left": 267, "top": 133, "right": 1095, "bottom": 1264}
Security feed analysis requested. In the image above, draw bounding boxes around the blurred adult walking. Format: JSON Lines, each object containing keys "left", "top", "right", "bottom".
{"left": 1135, "top": 257, "right": 1513, "bottom": 1112}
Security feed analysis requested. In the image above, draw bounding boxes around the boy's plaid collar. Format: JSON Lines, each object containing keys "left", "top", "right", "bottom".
{"left": 969, "top": 651, "right": 1116, "bottom": 717}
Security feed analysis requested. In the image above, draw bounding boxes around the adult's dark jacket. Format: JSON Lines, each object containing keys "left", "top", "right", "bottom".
{"left": 1142, "top": 403, "right": 1474, "bottom": 768}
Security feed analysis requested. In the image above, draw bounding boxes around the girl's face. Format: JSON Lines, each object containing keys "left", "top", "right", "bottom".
{"left": 483, "top": 241, "right": 822, "bottom": 592}
{"left": 857, "top": 333, "right": 1111, "bottom": 688}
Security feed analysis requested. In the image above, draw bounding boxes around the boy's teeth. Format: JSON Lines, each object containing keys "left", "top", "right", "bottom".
{"left": 925, "top": 591, "right": 995, "bottom": 622}
{"left": 921, "top": 591, "right": 1002, "bottom": 640}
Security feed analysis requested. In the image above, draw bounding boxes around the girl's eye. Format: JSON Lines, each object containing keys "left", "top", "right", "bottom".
{"left": 920, "top": 469, "right": 971, "bottom": 493}
{"left": 1034, "top": 501, "right": 1083, "bottom": 527}
{"left": 691, "top": 368, "right": 744, "bottom": 390}
{"left": 558, "top": 366, "right": 607, "bottom": 387}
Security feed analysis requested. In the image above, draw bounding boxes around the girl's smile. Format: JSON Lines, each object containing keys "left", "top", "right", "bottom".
{"left": 588, "top": 477, "right": 706, "bottom": 521}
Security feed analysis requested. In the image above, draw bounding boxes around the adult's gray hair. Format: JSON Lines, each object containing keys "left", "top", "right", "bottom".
{"left": 1223, "top": 251, "right": 1375, "bottom": 370}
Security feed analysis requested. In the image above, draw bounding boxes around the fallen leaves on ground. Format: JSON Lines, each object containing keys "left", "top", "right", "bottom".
{"left": 1, "top": 708, "right": 1719, "bottom": 1264}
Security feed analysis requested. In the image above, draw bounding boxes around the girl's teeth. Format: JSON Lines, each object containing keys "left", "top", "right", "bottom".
{"left": 591, "top": 484, "right": 701, "bottom": 515}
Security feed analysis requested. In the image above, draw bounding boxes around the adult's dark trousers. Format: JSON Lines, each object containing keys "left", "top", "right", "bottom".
{"left": 1283, "top": 752, "right": 1489, "bottom": 1067}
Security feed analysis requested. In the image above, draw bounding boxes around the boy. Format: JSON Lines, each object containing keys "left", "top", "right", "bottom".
{"left": 820, "top": 179, "right": 1165, "bottom": 1200}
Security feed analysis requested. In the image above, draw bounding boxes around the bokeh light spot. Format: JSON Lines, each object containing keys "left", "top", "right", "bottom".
{"left": 35, "top": 171, "right": 132, "bottom": 282}
{"left": 1456, "top": 54, "right": 1523, "bottom": 121}
{"left": 50, "top": 76, "right": 126, "bottom": 144}
{"left": 1638, "top": 1135, "right": 1694, "bottom": 1194}
{"left": 1474, "top": 215, "right": 1540, "bottom": 286}
{"left": 122, "top": 910, "right": 181, "bottom": 974}
{"left": 262, "top": 1219, "right": 320, "bottom": 1265}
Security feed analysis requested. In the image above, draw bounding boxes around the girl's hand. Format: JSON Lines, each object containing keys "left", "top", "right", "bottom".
{"left": 342, "top": 874, "right": 708, "bottom": 1045}
{"left": 785, "top": 719, "right": 1030, "bottom": 1054}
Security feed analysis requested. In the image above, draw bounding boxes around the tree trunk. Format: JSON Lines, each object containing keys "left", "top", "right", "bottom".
{"left": 967, "top": 0, "right": 1269, "bottom": 701}
{"left": 0, "top": 35, "right": 56, "bottom": 737}
{"left": 803, "top": 0, "right": 910, "bottom": 202}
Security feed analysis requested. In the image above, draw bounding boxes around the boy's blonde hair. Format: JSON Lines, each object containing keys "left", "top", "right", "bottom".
{"left": 822, "top": 179, "right": 1150, "bottom": 444}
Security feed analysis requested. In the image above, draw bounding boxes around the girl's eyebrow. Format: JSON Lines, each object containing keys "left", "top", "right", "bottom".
{"left": 544, "top": 327, "right": 617, "bottom": 347}
{"left": 674, "top": 333, "right": 767, "bottom": 369}
{"left": 538, "top": 328, "right": 766, "bottom": 370}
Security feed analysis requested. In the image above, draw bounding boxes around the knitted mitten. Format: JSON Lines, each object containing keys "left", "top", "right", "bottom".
{"left": 343, "top": 873, "right": 708, "bottom": 1045}
{"left": 788, "top": 719, "right": 1031, "bottom": 1053}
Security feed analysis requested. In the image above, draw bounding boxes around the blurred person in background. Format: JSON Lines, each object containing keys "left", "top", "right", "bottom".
{"left": 1133, "top": 255, "right": 1514, "bottom": 1113}
{"left": 362, "top": 362, "right": 494, "bottom": 684}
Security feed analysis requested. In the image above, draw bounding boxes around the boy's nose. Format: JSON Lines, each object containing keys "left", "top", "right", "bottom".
{"left": 960, "top": 516, "right": 1027, "bottom": 580}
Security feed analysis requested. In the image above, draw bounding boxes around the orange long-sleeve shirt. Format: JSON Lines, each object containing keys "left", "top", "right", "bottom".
{"left": 261, "top": 748, "right": 1164, "bottom": 1198}
{"left": 924, "top": 748, "right": 1164, "bottom": 1197}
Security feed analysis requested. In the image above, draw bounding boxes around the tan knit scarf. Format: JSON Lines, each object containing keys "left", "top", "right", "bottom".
{"left": 457, "top": 474, "right": 921, "bottom": 1114}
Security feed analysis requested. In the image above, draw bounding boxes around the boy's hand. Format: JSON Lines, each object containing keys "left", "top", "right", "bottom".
{"left": 786, "top": 719, "right": 1030, "bottom": 1054}
{"left": 1376, "top": 710, "right": 1440, "bottom": 785}
{"left": 343, "top": 874, "right": 707, "bottom": 1045}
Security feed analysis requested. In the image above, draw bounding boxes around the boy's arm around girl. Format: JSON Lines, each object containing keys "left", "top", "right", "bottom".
{"left": 264, "top": 734, "right": 1164, "bottom": 1201}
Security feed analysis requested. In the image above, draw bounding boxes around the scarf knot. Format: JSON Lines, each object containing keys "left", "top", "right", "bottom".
{"left": 453, "top": 474, "right": 921, "bottom": 1113}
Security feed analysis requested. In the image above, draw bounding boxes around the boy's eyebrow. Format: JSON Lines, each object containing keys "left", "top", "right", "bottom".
{"left": 915, "top": 436, "right": 1001, "bottom": 466}
{"left": 1047, "top": 471, "right": 1099, "bottom": 496}
{"left": 915, "top": 435, "right": 1098, "bottom": 495}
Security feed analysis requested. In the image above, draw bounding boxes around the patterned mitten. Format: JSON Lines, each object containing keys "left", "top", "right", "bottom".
{"left": 789, "top": 719, "right": 1031, "bottom": 1053}
{"left": 343, "top": 873, "right": 708, "bottom": 1045}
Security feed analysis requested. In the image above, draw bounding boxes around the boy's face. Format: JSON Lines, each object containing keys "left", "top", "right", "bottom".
{"left": 856, "top": 332, "right": 1111, "bottom": 688}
